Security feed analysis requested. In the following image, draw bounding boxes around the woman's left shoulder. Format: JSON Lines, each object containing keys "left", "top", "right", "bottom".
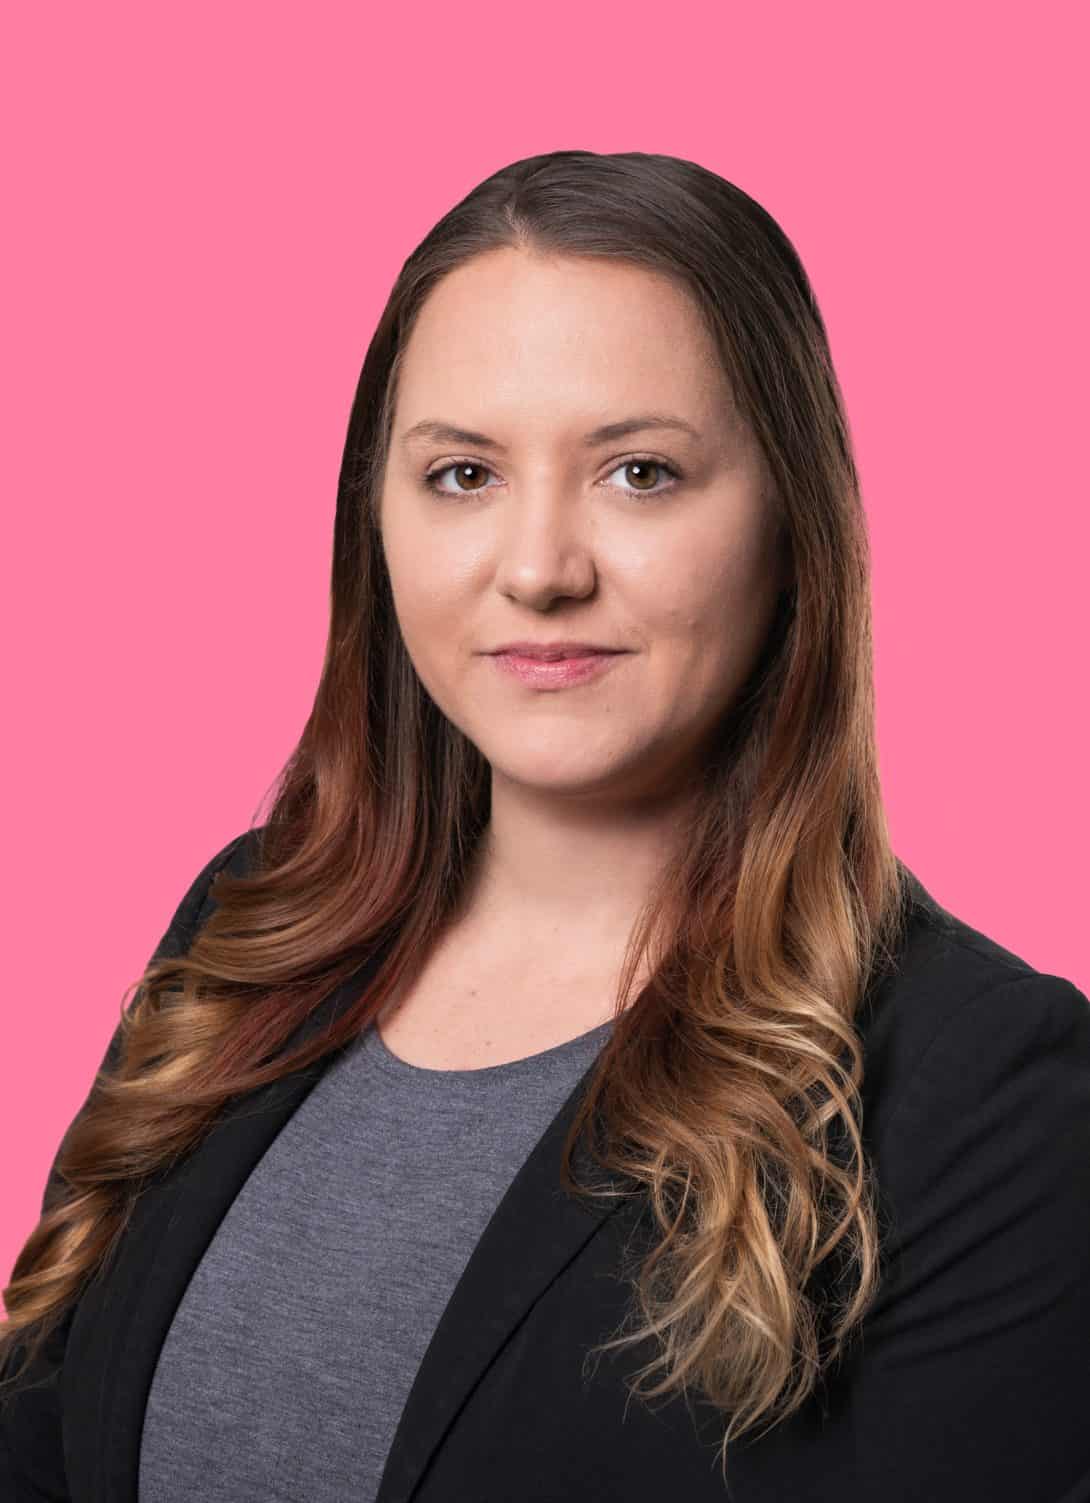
{"left": 823, "top": 871, "right": 1090, "bottom": 1500}
{"left": 857, "top": 862, "right": 1090, "bottom": 1154}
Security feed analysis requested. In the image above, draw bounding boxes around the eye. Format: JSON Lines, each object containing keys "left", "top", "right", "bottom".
{"left": 601, "top": 456, "right": 681, "bottom": 499}
{"left": 421, "top": 461, "right": 498, "bottom": 496}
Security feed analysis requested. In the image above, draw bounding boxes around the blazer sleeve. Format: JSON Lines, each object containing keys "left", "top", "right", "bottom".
{"left": 0, "top": 828, "right": 255, "bottom": 1502}
{"left": 847, "top": 971, "right": 1090, "bottom": 1501}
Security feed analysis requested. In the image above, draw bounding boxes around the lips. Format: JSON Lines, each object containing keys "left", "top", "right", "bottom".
{"left": 489, "top": 641, "right": 624, "bottom": 659}
{"left": 499, "top": 650, "right": 612, "bottom": 661}
{"left": 490, "top": 650, "right": 625, "bottom": 689}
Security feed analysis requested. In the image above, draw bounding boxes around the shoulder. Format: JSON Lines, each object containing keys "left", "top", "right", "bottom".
{"left": 814, "top": 870, "right": 1090, "bottom": 1496}
{"left": 857, "top": 862, "right": 1089, "bottom": 1145}
{"left": 149, "top": 824, "right": 264, "bottom": 963}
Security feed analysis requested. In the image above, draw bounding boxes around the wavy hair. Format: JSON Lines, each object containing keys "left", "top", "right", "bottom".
{"left": 1, "top": 149, "right": 909, "bottom": 1481}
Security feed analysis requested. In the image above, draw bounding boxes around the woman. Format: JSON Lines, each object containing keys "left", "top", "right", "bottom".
{"left": 2, "top": 149, "right": 1087, "bottom": 1502}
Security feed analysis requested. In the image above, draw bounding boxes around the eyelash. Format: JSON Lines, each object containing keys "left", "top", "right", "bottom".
{"left": 420, "top": 454, "right": 683, "bottom": 503}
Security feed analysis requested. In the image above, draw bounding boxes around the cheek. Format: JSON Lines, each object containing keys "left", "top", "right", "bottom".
{"left": 648, "top": 534, "right": 780, "bottom": 684}
{"left": 652, "top": 545, "right": 760, "bottom": 636}
{"left": 384, "top": 569, "right": 452, "bottom": 688}
{"left": 384, "top": 522, "right": 462, "bottom": 634}
{"left": 383, "top": 502, "right": 487, "bottom": 612}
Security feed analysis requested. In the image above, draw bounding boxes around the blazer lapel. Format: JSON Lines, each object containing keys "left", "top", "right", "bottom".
{"left": 67, "top": 931, "right": 627, "bottom": 1503}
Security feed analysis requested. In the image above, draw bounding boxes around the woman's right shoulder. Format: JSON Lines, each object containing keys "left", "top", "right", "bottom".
{"left": 149, "top": 825, "right": 264, "bottom": 965}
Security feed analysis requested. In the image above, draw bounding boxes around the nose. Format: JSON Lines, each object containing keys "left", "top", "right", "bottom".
{"left": 492, "top": 492, "right": 598, "bottom": 608}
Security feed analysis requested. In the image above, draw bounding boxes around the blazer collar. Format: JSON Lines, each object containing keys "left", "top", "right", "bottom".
{"left": 65, "top": 937, "right": 627, "bottom": 1503}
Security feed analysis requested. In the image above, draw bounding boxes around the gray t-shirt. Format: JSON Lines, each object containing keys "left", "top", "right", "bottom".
{"left": 137, "top": 1014, "right": 616, "bottom": 1502}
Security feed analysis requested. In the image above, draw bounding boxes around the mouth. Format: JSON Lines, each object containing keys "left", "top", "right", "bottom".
{"left": 496, "top": 648, "right": 619, "bottom": 660}
{"left": 490, "top": 650, "right": 627, "bottom": 690}
{"left": 488, "top": 644, "right": 625, "bottom": 660}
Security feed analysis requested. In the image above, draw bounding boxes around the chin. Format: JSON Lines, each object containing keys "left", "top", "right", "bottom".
{"left": 486, "top": 742, "right": 655, "bottom": 797}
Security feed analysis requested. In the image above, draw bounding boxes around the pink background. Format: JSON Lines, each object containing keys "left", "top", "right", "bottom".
{"left": 3, "top": 3, "right": 1086, "bottom": 1302}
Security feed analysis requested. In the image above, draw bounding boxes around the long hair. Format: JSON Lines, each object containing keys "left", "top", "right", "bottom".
{"left": 2, "top": 150, "right": 908, "bottom": 1479}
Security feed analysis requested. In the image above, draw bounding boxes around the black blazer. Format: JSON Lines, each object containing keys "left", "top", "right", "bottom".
{"left": 3, "top": 829, "right": 1090, "bottom": 1502}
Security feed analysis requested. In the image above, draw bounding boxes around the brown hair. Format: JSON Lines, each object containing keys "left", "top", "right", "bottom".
{"left": 1, "top": 150, "right": 908, "bottom": 1482}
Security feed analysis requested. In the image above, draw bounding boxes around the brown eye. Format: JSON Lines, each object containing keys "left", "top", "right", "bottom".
{"left": 603, "top": 456, "right": 681, "bottom": 501}
{"left": 423, "top": 461, "right": 495, "bottom": 495}
{"left": 625, "top": 461, "right": 660, "bottom": 490}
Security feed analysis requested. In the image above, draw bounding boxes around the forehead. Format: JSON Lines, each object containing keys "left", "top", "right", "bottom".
{"left": 395, "top": 250, "right": 734, "bottom": 433}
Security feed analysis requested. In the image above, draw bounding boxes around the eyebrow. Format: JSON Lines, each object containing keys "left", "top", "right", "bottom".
{"left": 399, "top": 413, "right": 703, "bottom": 452}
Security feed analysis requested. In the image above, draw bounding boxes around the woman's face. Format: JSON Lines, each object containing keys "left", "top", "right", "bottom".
{"left": 377, "top": 248, "right": 788, "bottom": 808}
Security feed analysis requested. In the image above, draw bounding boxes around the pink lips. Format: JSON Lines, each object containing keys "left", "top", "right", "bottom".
{"left": 491, "top": 650, "right": 625, "bottom": 689}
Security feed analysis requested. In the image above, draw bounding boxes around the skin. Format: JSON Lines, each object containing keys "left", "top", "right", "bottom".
{"left": 376, "top": 247, "right": 788, "bottom": 970}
